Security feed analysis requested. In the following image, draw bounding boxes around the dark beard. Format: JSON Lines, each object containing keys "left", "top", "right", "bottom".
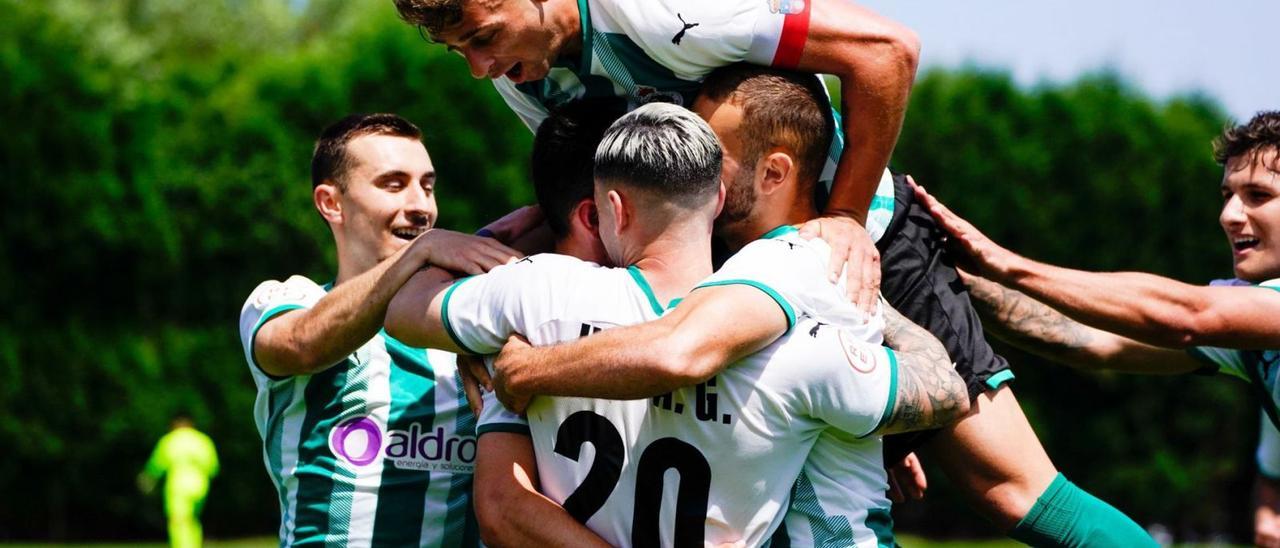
{"left": 716, "top": 168, "right": 757, "bottom": 228}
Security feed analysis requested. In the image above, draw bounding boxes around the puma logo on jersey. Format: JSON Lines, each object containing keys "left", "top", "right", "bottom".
{"left": 809, "top": 321, "right": 827, "bottom": 337}
{"left": 517, "top": 257, "right": 534, "bottom": 264}
{"left": 672, "top": 13, "right": 699, "bottom": 45}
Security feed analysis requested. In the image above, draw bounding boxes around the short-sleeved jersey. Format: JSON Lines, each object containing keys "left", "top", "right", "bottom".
{"left": 239, "top": 275, "right": 478, "bottom": 547}
{"left": 1187, "top": 278, "right": 1280, "bottom": 430}
{"left": 443, "top": 254, "right": 898, "bottom": 546}
{"left": 492, "top": 0, "right": 896, "bottom": 241}
{"left": 701, "top": 224, "right": 885, "bottom": 337}
{"left": 699, "top": 224, "right": 897, "bottom": 545}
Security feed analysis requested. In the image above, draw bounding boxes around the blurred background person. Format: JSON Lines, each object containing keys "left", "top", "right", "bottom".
{"left": 138, "top": 415, "right": 220, "bottom": 548}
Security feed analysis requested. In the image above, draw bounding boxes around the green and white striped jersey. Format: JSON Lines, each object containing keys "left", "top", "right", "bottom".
{"left": 492, "top": 0, "right": 897, "bottom": 241}
{"left": 443, "top": 254, "right": 897, "bottom": 546}
{"left": 239, "top": 275, "right": 478, "bottom": 547}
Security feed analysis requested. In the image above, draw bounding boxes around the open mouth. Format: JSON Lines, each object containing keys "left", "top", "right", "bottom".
{"left": 505, "top": 62, "right": 524, "bottom": 81}
{"left": 392, "top": 226, "right": 429, "bottom": 241}
{"left": 1233, "top": 236, "right": 1260, "bottom": 252}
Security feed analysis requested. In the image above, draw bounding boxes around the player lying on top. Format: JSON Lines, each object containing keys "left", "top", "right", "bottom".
{"left": 384, "top": 102, "right": 967, "bottom": 546}
{"left": 909, "top": 110, "right": 1280, "bottom": 546}
{"left": 394, "top": 0, "right": 919, "bottom": 315}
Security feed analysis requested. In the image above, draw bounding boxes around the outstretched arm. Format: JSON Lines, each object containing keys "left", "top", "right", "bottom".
{"left": 914, "top": 182, "right": 1280, "bottom": 349}
{"left": 255, "top": 230, "right": 518, "bottom": 376}
{"left": 963, "top": 274, "right": 1204, "bottom": 375}
{"left": 874, "top": 303, "right": 970, "bottom": 435}
{"left": 490, "top": 284, "right": 789, "bottom": 408}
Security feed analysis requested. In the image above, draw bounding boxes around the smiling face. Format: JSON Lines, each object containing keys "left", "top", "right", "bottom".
{"left": 1220, "top": 147, "right": 1280, "bottom": 283}
{"left": 331, "top": 134, "right": 438, "bottom": 266}
{"left": 431, "top": 0, "right": 576, "bottom": 84}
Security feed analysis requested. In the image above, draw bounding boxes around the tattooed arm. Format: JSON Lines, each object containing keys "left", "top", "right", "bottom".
{"left": 964, "top": 273, "right": 1204, "bottom": 375}
{"left": 875, "top": 303, "right": 971, "bottom": 435}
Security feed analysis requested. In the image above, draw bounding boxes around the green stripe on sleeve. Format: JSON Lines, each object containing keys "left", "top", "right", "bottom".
{"left": 861, "top": 348, "right": 899, "bottom": 438}
{"left": 249, "top": 304, "right": 306, "bottom": 378}
{"left": 441, "top": 276, "right": 483, "bottom": 355}
{"left": 693, "top": 280, "right": 797, "bottom": 334}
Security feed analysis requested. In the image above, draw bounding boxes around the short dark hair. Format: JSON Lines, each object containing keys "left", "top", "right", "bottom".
{"left": 311, "top": 113, "right": 423, "bottom": 190}
{"left": 594, "top": 103, "right": 723, "bottom": 208}
{"left": 699, "top": 64, "right": 834, "bottom": 191}
{"left": 1215, "top": 110, "right": 1280, "bottom": 170}
{"left": 531, "top": 99, "right": 627, "bottom": 237}
{"left": 393, "top": 0, "right": 465, "bottom": 39}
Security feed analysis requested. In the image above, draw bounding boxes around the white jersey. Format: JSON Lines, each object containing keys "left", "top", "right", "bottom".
{"left": 442, "top": 254, "right": 898, "bottom": 546}
{"left": 700, "top": 224, "right": 885, "bottom": 335}
{"left": 701, "top": 224, "right": 897, "bottom": 545}
{"left": 239, "top": 275, "right": 478, "bottom": 547}
{"left": 492, "top": 0, "right": 897, "bottom": 241}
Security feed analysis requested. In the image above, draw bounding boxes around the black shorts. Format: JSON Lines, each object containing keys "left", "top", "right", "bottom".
{"left": 878, "top": 173, "right": 1013, "bottom": 463}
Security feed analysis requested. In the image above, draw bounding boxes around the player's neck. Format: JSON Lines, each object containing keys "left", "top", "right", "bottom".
{"left": 626, "top": 231, "right": 714, "bottom": 306}
{"left": 333, "top": 244, "right": 375, "bottom": 286}
{"left": 550, "top": 0, "right": 583, "bottom": 61}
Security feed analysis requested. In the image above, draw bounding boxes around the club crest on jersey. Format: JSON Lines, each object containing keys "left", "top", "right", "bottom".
{"left": 254, "top": 281, "right": 309, "bottom": 310}
{"left": 767, "top": 0, "right": 805, "bottom": 15}
{"left": 837, "top": 329, "right": 877, "bottom": 373}
{"left": 633, "top": 85, "right": 685, "bottom": 107}
{"left": 328, "top": 415, "right": 477, "bottom": 472}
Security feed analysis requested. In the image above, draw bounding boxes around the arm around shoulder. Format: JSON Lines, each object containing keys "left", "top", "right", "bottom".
{"left": 494, "top": 284, "right": 790, "bottom": 401}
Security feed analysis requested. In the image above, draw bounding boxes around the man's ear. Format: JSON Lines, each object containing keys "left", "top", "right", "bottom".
{"left": 607, "top": 189, "right": 628, "bottom": 235}
{"left": 314, "top": 182, "right": 343, "bottom": 225}
{"left": 714, "top": 180, "right": 727, "bottom": 218}
{"left": 758, "top": 149, "right": 795, "bottom": 197}
{"left": 571, "top": 198, "right": 601, "bottom": 237}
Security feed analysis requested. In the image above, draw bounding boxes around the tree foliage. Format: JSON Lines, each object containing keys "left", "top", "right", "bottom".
{"left": 0, "top": 0, "right": 1251, "bottom": 541}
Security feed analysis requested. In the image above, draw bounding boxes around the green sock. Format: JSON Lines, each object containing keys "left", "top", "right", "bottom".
{"left": 1009, "top": 473, "right": 1156, "bottom": 548}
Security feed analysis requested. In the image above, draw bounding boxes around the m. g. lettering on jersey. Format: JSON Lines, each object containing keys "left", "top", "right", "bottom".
{"left": 329, "top": 415, "right": 477, "bottom": 472}
{"left": 651, "top": 377, "right": 734, "bottom": 425}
